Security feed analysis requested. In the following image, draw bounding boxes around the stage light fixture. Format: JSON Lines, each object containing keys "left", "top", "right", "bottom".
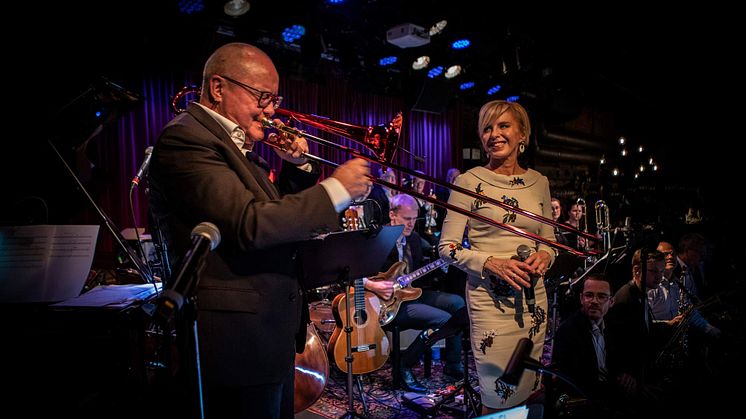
{"left": 487, "top": 85, "right": 501, "bottom": 95}
{"left": 451, "top": 39, "right": 470, "bottom": 49}
{"left": 445, "top": 65, "right": 462, "bottom": 79}
{"left": 429, "top": 20, "right": 447, "bottom": 36}
{"left": 427, "top": 66, "right": 444, "bottom": 78}
{"left": 224, "top": 0, "right": 250, "bottom": 17}
{"left": 412, "top": 56, "right": 430, "bottom": 70}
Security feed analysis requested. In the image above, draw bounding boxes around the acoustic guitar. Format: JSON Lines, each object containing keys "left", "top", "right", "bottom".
{"left": 328, "top": 278, "right": 390, "bottom": 374}
{"left": 373, "top": 257, "right": 450, "bottom": 326}
{"left": 342, "top": 207, "right": 361, "bottom": 231}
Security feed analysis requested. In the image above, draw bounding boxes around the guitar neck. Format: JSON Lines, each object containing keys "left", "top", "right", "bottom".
{"left": 397, "top": 258, "right": 449, "bottom": 288}
{"left": 354, "top": 277, "right": 365, "bottom": 315}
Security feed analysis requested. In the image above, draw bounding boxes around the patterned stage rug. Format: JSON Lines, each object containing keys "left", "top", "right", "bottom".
{"left": 300, "top": 356, "right": 481, "bottom": 418}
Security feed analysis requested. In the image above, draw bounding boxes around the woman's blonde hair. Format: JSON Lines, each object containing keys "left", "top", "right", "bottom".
{"left": 477, "top": 100, "right": 531, "bottom": 145}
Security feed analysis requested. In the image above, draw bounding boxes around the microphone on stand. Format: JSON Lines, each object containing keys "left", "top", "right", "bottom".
{"left": 154, "top": 222, "right": 221, "bottom": 324}
{"left": 131, "top": 146, "right": 154, "bottom": 188}
{"left": 516, "top": 244, "right": 536, "bottom": 313}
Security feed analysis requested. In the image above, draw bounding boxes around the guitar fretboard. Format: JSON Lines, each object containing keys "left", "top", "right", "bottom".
{"left": 396, "top": 258, "right": 449, "bottom": 287}
{"left": 354, "top": 278, "right": 365, "bottom": 317}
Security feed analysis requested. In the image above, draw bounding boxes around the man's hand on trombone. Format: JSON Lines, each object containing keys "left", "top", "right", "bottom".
{"left": 268, "top": 119, "right": 309, "bottom": 165}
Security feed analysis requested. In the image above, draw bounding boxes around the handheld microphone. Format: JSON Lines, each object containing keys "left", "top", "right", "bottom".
{"left": 516, "top": 244, "right": 536, "bottom": 313}
{"left": 131, "top": 146, "right": 154, "bottom": 187}
{"left": 501, "top": 337, "right": 533, "bottom": 386}
{"left": 154, "top": 222, "right": 221, "bottom": 324}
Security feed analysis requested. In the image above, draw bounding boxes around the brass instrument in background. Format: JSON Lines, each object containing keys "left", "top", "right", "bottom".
{"left": 595, "top": 200, "right": 611, "bottom": 253}
{"left": 170, "top": 86, "right": 601, "bottom": 257}
{"left": 424, "top": 188, "right": 437, "bottom": 236}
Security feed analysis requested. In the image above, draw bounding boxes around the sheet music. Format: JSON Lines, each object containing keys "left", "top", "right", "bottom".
{"left": 51, "top": 283, "right": 162, "bottom": 308}
{"left": 0, "top": 225, "right": 99, "bottom": 303}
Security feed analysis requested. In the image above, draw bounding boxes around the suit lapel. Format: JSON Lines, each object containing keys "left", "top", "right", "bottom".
{"left": 186, "top": 104, "right": 280, "bottom": 199}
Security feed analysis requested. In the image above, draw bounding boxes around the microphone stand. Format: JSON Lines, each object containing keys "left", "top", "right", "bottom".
{"left": 152, "top": 246, "right": 215, "bottom": 419}
{"left": 338, "top": 267, "right": 367, "bottom": 419}
{"left": 47, "top": 138, "right": 155, "bottom": 286}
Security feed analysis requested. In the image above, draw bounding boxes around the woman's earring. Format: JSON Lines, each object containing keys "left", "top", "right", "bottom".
{"left": 518, "top": 141, "right": 526, "bottom": 154}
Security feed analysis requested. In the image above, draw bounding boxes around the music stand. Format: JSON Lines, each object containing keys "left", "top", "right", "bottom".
{"left": 299, "top": 225, "right": 403, "bottom": 289}
{"left": 299, "top": 225, "right": 403, "bottom": 418}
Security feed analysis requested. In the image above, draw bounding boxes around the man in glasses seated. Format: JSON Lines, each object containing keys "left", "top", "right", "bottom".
{"left": 551, "top": 273, "right": 616, "bottom": 411}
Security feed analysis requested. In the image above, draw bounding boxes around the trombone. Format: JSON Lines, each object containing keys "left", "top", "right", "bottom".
{"left": 171, "top": 87, "right": 601, "bottom": 257}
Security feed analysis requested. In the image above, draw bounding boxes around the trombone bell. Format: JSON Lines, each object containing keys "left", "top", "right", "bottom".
{"left": 274, "top": 109, "right": 402, "bottom": 163}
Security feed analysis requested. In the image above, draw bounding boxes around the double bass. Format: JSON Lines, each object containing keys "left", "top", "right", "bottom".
{"left": 294, "top": 323, "right": 329, "bottom": 413}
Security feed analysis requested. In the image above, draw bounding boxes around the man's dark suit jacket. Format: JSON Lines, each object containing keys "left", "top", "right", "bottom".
{"left": 381, "top": 231, "right": 424, "bottom": 274}
{"left": 605, "top": 281, "right": 670, "bottom": 382}
{"left": 552, "top": 311, "right": 607, "bottom": 399}
{"left": 149, "top": 103, "right": 340, "bottom": 387}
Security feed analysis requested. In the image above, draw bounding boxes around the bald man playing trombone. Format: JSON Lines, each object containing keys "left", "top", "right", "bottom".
{"left": 149, "top": 42, "right": 370, "bottom": 418}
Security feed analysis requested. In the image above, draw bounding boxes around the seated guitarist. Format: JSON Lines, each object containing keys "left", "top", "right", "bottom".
{"left": 364, "top": 193, "right": 465, "bottom": 392}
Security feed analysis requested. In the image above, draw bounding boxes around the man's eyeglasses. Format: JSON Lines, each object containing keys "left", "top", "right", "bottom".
{"left": 219, "top": 75, "right": 283, "bottom": 109}
{"left": 581, "top": 292, "right": 611, "bottom": 302}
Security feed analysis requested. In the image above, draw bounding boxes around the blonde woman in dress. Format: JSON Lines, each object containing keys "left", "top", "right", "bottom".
{"left": 438, "top": 100, "right": 555, "bottom": 414}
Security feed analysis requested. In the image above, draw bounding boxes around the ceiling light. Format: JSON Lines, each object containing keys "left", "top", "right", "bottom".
{"left": 451, "top": 39, "right": 470, "bottom": 49}
{"left": 412, "top": 56, "right": 430, "bottom": 70}
{"left": 487, "top": 85, "right": 501, "bottom": 95}
{"left": 178, "top": 0, "right": 205, "bottom": 14}
{"left": 379, "top": 56, "right": 398, "bottom": 66}
{"left": 224, "top": 0, "right": 250, "bottom": 17}
{"left": 445, "top": 65, "right": 462, "bottom": 79}
{"left": 429, "top": 20, "right": 447, "bottom": 36}
{"left": 282, "top": 25, "right": 306, "bottom": 43}
{"left": 459, "top": 82, "right": 474, "bottom": 90}
{"left": 427, "top": 66, "right": 444, "bottom": 78}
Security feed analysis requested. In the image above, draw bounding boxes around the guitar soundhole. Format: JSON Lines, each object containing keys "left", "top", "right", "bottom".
{"left": 354, "top": 310, "right": 367, "bottom": 325}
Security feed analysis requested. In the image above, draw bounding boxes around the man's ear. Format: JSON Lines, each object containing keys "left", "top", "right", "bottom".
{"left": 208, "top": 75, "right": 224, "bottom": 103}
